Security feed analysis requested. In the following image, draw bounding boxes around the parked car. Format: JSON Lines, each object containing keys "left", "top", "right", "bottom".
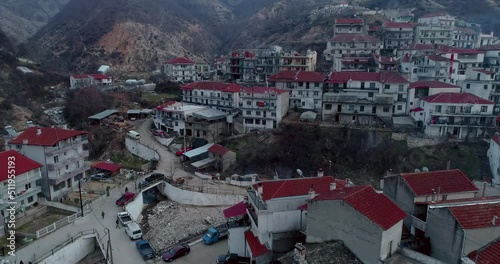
{"left": 203, "top": 226, "right": 228, "bottom": 245}
{"left": 175, "top": 146, "right": 192, "bottom": 156}
{"left": 217, "top": 253, "right": 251, "bottom": 264}
{"left": 152, "top": 130, "right": 166, "bottom": 137}
{"left": 136, "top": 240, "right": 156, "bottom": 260}
{"left": 116, "top": 192, "right": 135, "bottom": 206}
{"left": 117, "top": 212, "right": 132, "bottom": 226}
{"left": 125, "top": 222, "right": 143, "bottom": 240}
{"left": 90, "top": 173, "right": 109, "bottom": 181}
{"left": 162, "top": 244, "right": 190, "bottom": 262}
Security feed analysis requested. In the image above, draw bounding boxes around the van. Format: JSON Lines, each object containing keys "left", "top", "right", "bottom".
{"left": 127, "top": 130, "right": 140, "bottom": 140}
{"left": 125, "top": 222, "right": 143, "bottom": 240}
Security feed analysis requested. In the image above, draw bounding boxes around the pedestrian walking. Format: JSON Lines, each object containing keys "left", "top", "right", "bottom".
{"left": 101, "top": 211, "right": 105, "bottom": 219}
{"left": 125, "top": 186, "right": 128, "bottom": 193}
{"left": 116, "top": 219, "right": 120, "bottom": 229}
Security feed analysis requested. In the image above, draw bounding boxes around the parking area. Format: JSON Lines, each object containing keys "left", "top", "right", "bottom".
{"left": 151, "top": 240, "right": 227, "bottom": 264}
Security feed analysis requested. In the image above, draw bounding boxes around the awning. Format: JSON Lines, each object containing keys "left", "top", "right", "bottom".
{"left": 223, "top": 201, "right": 248, "bottom": 218}
{"left": 190, "top": 157, "right": 216, "bottom": 169}
{"left": 183, "top": 143, "right": 214, "bottom": 159}
{"left": 91, "top": 162, "right": 122, "bottom": 173}
{"left": 245, "top": 231, "right": 269, "bottom": 257}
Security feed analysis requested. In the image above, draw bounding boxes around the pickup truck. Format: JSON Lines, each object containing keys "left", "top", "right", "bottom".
{"left": 136, "top": 240, "right": 156, "bottom": 260}
{"left": 117, "top": 212, "right": 132, "bottom": 226}
{"left": 216, "top": 253, "right": 251, "bottom": 264}
{"left": 203, "top": 226, "right": 228, "bottom": 245}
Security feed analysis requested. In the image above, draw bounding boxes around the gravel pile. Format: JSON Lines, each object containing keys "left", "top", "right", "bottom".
{"left": 144, "top": 201, "right": 227, "bottom": 251}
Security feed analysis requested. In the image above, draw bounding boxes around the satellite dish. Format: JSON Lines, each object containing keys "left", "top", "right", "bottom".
{"left": 495, "top": 108, "right": 500, "bottom": 113}
{"left": 414, "top": 169, "right": 421, "bottom": 173}
{"left": 422, "top": 167, "right": 429, "bottom": 172}
{"left": 296, "top": 169, "right": 304, "bottom": 177}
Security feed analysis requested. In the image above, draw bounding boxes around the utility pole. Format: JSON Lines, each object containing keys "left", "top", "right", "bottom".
{"left": 105, "top": 228, "right": 114, "bottom": 264}
{"left": 78, "top": 180, "right": 84, "bottom": 217}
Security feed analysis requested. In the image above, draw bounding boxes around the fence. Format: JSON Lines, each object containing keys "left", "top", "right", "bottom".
{"left": 35, "top": 205, "right": 91, "bottom": 239}
{"left": 32, "top": 229, "right": 99, "bottom": 264}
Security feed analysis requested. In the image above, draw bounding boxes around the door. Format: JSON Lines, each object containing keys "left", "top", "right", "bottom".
{"left": 335, "top": 114, "right": 340, "bottom": 122}
{"left": 388, "top": 241, "right": 393, "bottom": 257}
{"left": 337, "top": 105, "right": 342, "bottom": 112}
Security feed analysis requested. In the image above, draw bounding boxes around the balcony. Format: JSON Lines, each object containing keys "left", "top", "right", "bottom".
{"left": 247, "top": 189, "right": 267, "bottom": 211}
{"left": 412, "top": 215, "right": 426, "bottom": 232}
{"left": 15, "top": 186, "right": 42, "bottom": 201}
{"left": 430, "top": 110, "right": 494, "bottom": 117}
{"left": 48, "top": 164, "right": 89, "bottom": 185}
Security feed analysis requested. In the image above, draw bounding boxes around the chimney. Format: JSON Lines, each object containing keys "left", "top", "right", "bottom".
{"left": 22, "top": 139, "right": 28, "bottom": 145}
{"left": 308, "top": 185, "right": 316, "bottom": 200}
{"left": 380, "top": 179, "right": 384, "bottom": 190}
{"left": 251, "top": 175, "right": 256, "bottom": 184}
{"left": 492, "top": 216, "right": 498, "bottom": 226}
{"left": 317, "top": 168, "right": 324, "bottom": 177}
{"left": 330, "top": 182, "right": 337, "bottom": 191}
{"left": 51, "top": 124, "right": 55, "bottom": 128}
{"left": 483, "top": 182, "right": 487, "bottom": 197}
{"left": 257, "top": 182, "right": 263, "bottom": 197}
{"left": 294, "top": 243, "right": 306, "bottom": 264}
{"left": 431, "top": 189, "right": 436, "bottom": 202}
{"left": 446, "top": 160, "right": 451, "bottom": 170}
{"left": 36, "top": 127, "right": 42, "bottom": 135}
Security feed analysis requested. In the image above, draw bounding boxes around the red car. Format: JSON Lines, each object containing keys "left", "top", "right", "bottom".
{"left": 162, "top": 244, "right": 190, "bottom": 262}
{"left": 116, "top": 192, "right": 135, "bottom": 206}
{"left": 175, "top": 146, "right": 192, "bottom": 156}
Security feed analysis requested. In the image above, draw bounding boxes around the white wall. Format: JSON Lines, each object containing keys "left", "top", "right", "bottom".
{"left": 125, "top": 138, "right": 160, "bottom": 161}
{"left": 488, "top": 140, "right": 500, "bottom": 184}
{"left": 380, "top": 220, "right": 403, "bottom": 260}
{"left": 228, "top": 226, "right": 249, "bottom": 256}
{"left": 124, "top": 192, "right": 144, "bottom": 222}
{"left": 161, "top": 182, "right": 244, "bottom": 205}
{"left": 40, "top": 235, "right": 97, "bottom": 264}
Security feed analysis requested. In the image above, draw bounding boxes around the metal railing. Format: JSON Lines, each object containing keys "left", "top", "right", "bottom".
{"left": 165, "top": 178, "right": 236, "bottom": 195}
{"left": 32, "top": 229, "right": 98, "bottom": 263}
{"left": 35, "top": 208, "right": 88, "bottom": 239}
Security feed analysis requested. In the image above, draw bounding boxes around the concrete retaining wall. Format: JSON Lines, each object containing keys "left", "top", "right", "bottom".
{"left": 161, "top": 182, "right": 244, "bottom": 206}
{"left": 39, "top": 199, "right": 80, "bottom": 213}
{"left": 398, "top": 247, "right": 447, "bottom": 264}
{"left": 125, "top": 193, "right": 144, "bottom": 222}
{"left": 39, "top": 235, "right": 97, "bottom": 264}
{"left": 195, "top": 172, "right": 213, "bottom": 180}
{"left": 125, "top": 138, "right": 160, "bottom": 161}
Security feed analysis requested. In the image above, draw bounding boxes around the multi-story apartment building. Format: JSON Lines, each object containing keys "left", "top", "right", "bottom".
{"left": 240, "top": 87, "right": 289, "bottom": 131}
{"left": 461, "top": 68, "right": 495, "bottom": 101}
{"left": 413, "top": 55, "right": 459, "bottom": 83}
{"left": 322, "top": 72, "right": 409, "bottom": 125}
{"left": 323, "top": 34, "right": 382, "bottom": 72}
{"left": 415, "top": 13, "right": 455, "bottom": 46}
{"left": 408, "top": 81, "right": 461, "bottom": 124}
{"left": 268, "top": 71, "right": 325, "bottom": 112}
{"left": 382, "top": 22, "right": 415, "bottom": 49}
{"left": 439, "top": 46, "right": 485, "bottom": 83}
{"left": 184, "top": 108, "right": 229, "bottom": 144}
{"left": 0, "top": 150, "right": 43, "bottom": 235}
{"left": 334, "top": 18, "right": 365, "bottom": 36}
{"left": 69, "top": 74, "right": 113, "bottom": 89}
{"left": 181, "top": 82, "right": 243, "bottom": 113}
{"left": 452, "top": 27, "right": 478, "bottom": 48}
{"left": 477, "top": 31, "right": 498, "bottom": 47}
{"left": 479, "top": 44, "right": 500, "bottom": 73}
{"left": 152, "top": 101, "right": 207, "bottom": 135}
{"left": 412, "top": 92, "right": 495, "bottom": 139}
{"left": 228, "top": 47, "right": 318, "bottom": 83}
{"left": 6, "top": 127, "right": 89, "bottom": 201}
{"left": 163, "top": 57, "right": 197, "bottom": 82}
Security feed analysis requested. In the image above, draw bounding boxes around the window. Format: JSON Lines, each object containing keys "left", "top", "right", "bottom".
{"left": 348, "top": 105, "right": 355, "bottom": 111}
{"left": 246, "top": 111, "right": 251, "bottom": 115}
{"left": 360, "top": 106, "right": 364, "bottom": 112}
{"left": 201, "top": 92, "right": 204, "bottom": 96}
{"left": 383, "top": 107, "right": 390, "bottom": 112}
{"left": 25, "top": 183, "right": 31, "bottom": 190}
{"left": 256, "top": 111, "right": 261, "bottom": 116}
{"left": 314, "top": 83, "right": 320, "bottom": 87}
{"left": 255, "top": 120, "right": 261, "bottom": 125}
{"left": 442, "top": 194, "right": 448, "bottom": 201}
{"left": 262, "top": 120, "right": 266, "bottom": 125}
{"left": 481, "top": 106, "right": 488, "bottom": 112}
{"left": 325, "top": 104, "right": 332, "bottom": 110}
{"left": 66, "top": 165, "right": 69, "bottom": 170}
{"left": 64, "top": 152, "right": 67, "bottom": 156}
{"left": 397, "top": 105, "right": 403, "bottom": 111}
{"left": 54, "top": 156, "right": 59, "bottom": 163}
{"left": 175, "top": 121, "right": 178, "bottom": 126}
{"left": 203, "top": 131, "right": 207, "bottom": 136}
{"left": 246, "top": 101, "right": 251, "bottom": 105}
{"left": 466, "top": 84, "right": 470, "bottom": 89}
{"left": 27, "top": 196, "right": 34, "bottom": 203}
{"left": 435, "top": 105, "right": 442, "bottom": 113}
{"left": 398, "top": 85, "right": 404, "bottom": 92}
{"left": 484, "top": 85, "right": 489, "bottom": 90}
{"left": 368, "top": 92, "right": 374, "bottom": 98}
{"left": 271, "top": 112, "right": 276, "bottom": 117}
{"left": 298, "top": 82, "right": 304, "bottom": 87}
{"left": 369, "top": 83, "right": 376, "bottom": 89}
{"left": 313, "top": 91, "right": 319, "bottom": 96}
{"left": 384, "top": 84, "right": 390, "bottom": 90}
{"left": 245, "top": 119, "right": 253, "bottom": 124}
{"left": 448, "top": 106, "right": 456, "bottom": 113}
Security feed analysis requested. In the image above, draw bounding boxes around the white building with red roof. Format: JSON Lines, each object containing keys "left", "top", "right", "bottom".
{"left": 412, "top": 54, "right": 459, "bottom": 83}
{"left": 268, "top": 71, "right": 325, "bottom": 112}
{"left": 322, "top": 72, "right": 409, "bottom": 125}
{"left": 240, "top": 87, "right": 289, "bottom": 131}
{"left": 224, "top": 176, "right": 348, "bottom": 263}
{"left": 453, "top": 27, "right": 479, "bottom": 49}
{"left": 382, "top": 22, "right": 415, "bottom": 49}
{"left": 438, "top": 46, "right": 485, "bottom": 81}
{"left": 181, "top": 82, "right": 243, "bottom": 112}
{"left": 323, "top": 34, "right": 382, "bottom": 72}
{"left": 333, "top": 18, "right": 365, "bottom": 36}
{"left": 207, "top": 144, "right": 236, "bottom": 172}
{"left": 69, "top": 74, "right": 113, "bottom": 89}
{"left": 6, "top": 127, "right": 89, "bottom": 201}
{"left": 305, "top": 185, "right": 406, "bottom": 264}
{"left": 462, "top": 68, "right": 496, "bottom": 102}
{"left": 412, "top": 92, "right": 495, "bottom": 139}
{"left": 383, "top": 169, "right": 479, "bottom": 234}
{"left": 488, "top": 135, "right": 500, "bottom": 185}
{"left": 416, "top": 13, "right": 455, "bottom": 46}
{"left": 0, "top": 150, "right": 43, "bottom": 236}
{"left": 479, "top": 44, "right": 500, "bottom": 73}
{"left": 163, "top": 57, "right": 197, "bottom": 82}
{"left": 425, "top": 198, "right": 500, "bottom": 264}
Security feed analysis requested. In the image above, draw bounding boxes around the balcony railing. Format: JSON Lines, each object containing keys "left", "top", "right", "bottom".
{"left": 48, "top": 165, "right": 89, "bottom": 184}
{"left": 412, "top": 215, "right": 426, "bottom": 232}
{"left": 430, "top": 110, "right": 494, "bottom": 116}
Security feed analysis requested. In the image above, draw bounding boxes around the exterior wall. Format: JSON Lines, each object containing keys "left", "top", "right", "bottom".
{"left": 165, "top": 63, "right": 197, "bottom": 82}
{"left": 124, "top": 192, "right": 144, "bottom": 222}
{"left": 228, "top": 225, "right": 249, "bottom": 256}
{"left": 413, "top": 192, "right": 476, "bottom": 203}
{"left": 323, "top": 40, "right": 382, "bottom": 71}
{"left": 125, "top": 138, "right": 160, "bottom": 161}
{"left": 384, "top": 28, "right": 414, "bottom": 49}
{"left": 488, "top": 140, "right": 500, "bottom": 184}
{"left": 241, "top": 92, "right": 289, "bottom": 131}
{"left": 274, "top": 81, "right": 323, "bottom": 112}
{"left": 162, "top": 181, "right": 244, "bottom": 206}
{"left": 463, "top": 227, "right": 500, "bottom": 256}
{"left": 69, "top": 77, "right": 94, "bottom": 89}
{"left": 380, "top": 220, "right": 404, "bottom": 260}
{"left": 40, "top": 236, "right": 97, "bottom": 264}
{"left": 306, "top": 200, "right": 384, "bottom": 264}
{"left": 383, "top": 175, "right": 415, "bottom": 227}
{"left": 461, "top": 70, "right": 494, "bottom": 100}
{"left": 182, "top": 89, "right": 240, "bottom": 112}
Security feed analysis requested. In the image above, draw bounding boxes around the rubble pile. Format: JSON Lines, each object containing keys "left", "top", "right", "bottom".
{"left": 144, "top": 201, "right": 227, "bottom": 250}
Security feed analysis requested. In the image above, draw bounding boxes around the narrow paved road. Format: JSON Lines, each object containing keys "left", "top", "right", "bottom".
{"left": 153, "top": 239, "right": 228, "bottom": 264}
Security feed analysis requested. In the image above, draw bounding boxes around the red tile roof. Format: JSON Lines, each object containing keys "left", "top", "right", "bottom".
{"left": 245, "top": 231, "right": 269, "bottom": 257}
{"left": 155, "top": 101, "right": 176, "bottom": 111}
{"left": 88, "top": 74, "right": 112, "bottom": 80}
{"left": 479, "top": 44, "right": 500, "bottom": 51}
{"left": 327, "top": 71, "right": 408, "bottom": 84}
{"left": 409, "top": 81, "right": 460, "bottom": 89}
{"left": 399, "top": 169, "right": 479, "bottom": 196}
{"left": 313, "top": 186, "right": 406, "bottom": 230}
{"left": 418, "top": 195, "right": 500, "bottom": 205}
{"left": 223, "top": 201, "right": 247, "bottom": 218}
{"left": 427, "top": 55, "right": 450, "bottom": 62}
{"left": 455, "top": 27, "right": 477, "bottom": 35}
{"left": 71, "top": 75, "right": 91, "bottom": 79}
{"left": 0, "top": 150, "right": 42, "bottom": 181}
{"left": 268, "top": 71, "right": 324, "bottom": 83}
{"left": 383, "top": 22, "right": 415, "bottom": 29}
{"left": 9, "top": 127, "right": 87, "bottom": 146}
{"left": 167, "top": 57, "right": 195, "bottom": 64}
{"left": 493, "top": 135, "right": 500, "bottom": 146}
{"left": 208, "top": 144, "right": 230, "bottom": 156}
{"left": 422, "top": 92, "right": 494, "bottom": 105}
{"left": 449, "top": 202, "right": 500, "bottom": 229}
{"left": 253, "top": 176, "right": 335, "bottom": 201}
{"left": 181, "top": 82, "right": 242, "bottom": 93}
{"left": 473, "top": 69, "right": 494, "bottom": 75}
{"left": 439, "top": 46, "right": 483, "bottom": 55}
{"left": 399, "top": 44, "right": 435, "bottom": 51}
{"left": 335, "top": 18, "right": 364, "bottom": 25}
{"left": 242, "top": 87, "right": 289, "bottom": 95}
{"left": 468, "top": 238, "right": 500, "bottom": 264}
{"left": 329, "top": 34, "right": 380, "bottom": 43}
{"left": 91, "top": 162, "right": 122, "bottom": 173}
{"left": 410, "top": 107, "right": 424, "bottom": 112}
